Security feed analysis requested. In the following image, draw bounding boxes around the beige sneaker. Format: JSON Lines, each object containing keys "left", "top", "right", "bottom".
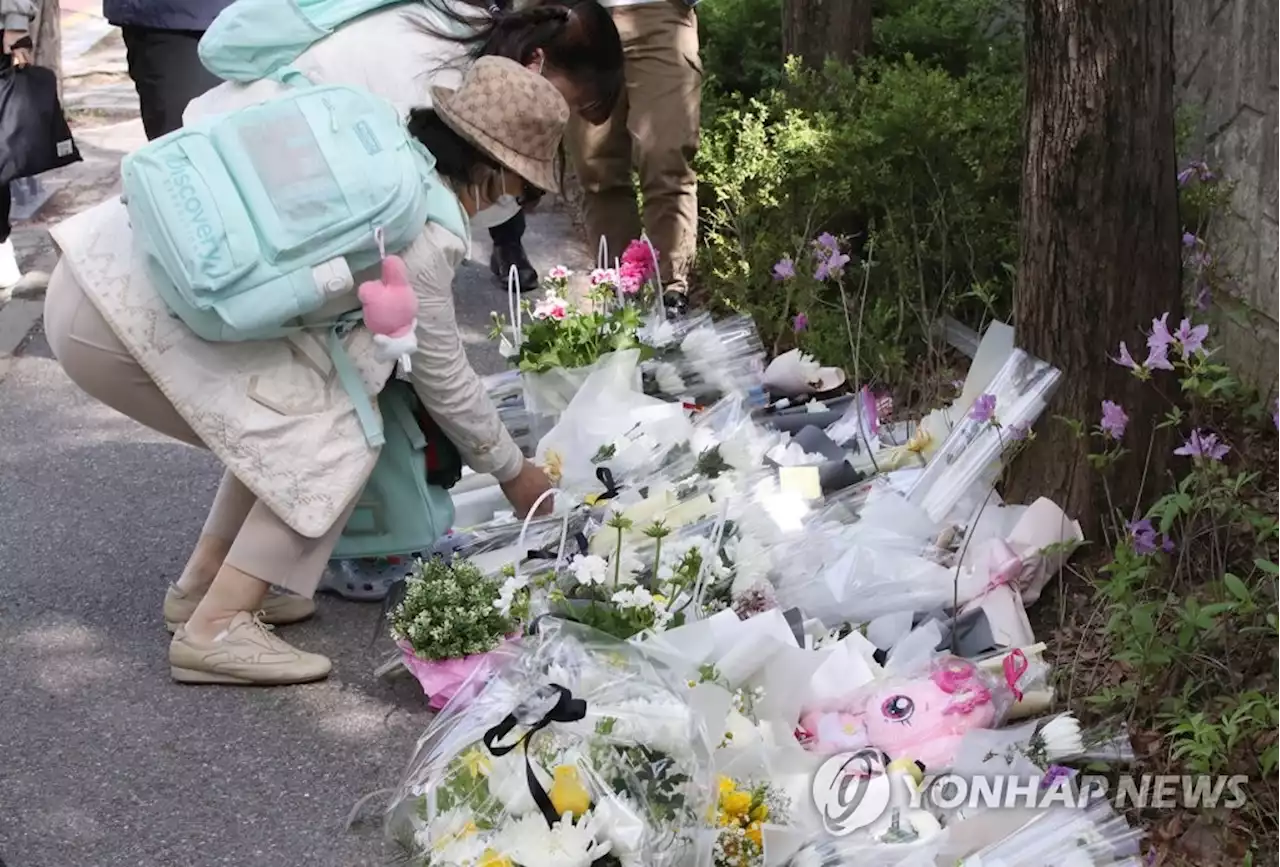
{"left": 169, "top": 611, "right": 332, "bottom": 685}
{"left": 163, "top": 583, "right": 315, "bottom": 633}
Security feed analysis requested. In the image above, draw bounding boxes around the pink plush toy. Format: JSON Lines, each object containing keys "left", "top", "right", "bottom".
{"left": 358, "top": 254, "right": 418, "bottom": 363}
{"left": 798, "top": 656, "right": 1012, "bottom": 772}
{"left": 859, "top": 657, "right": 1003, "bottom": 771}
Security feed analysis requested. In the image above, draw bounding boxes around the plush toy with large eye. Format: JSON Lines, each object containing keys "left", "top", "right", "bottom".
{"left": 858, "top": 656, "right": 1004, "bottom": 772}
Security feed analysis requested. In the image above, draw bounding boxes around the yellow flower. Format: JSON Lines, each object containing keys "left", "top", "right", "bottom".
{"left": 548, "top": 765, "right": 591, "bottom": 817}
{"left": 478, "top": 850, "right": 512, "bottom": 867}
{"left": 459, "top": 746, "right": 492, "bottom": 778}
{"left": 722, "top": 791, "right": 752, "bottom": 817}
{"left": 906, "top": 426, "right": 932, "bottom": 453}
{"left": 718, "top": 776, "right": 736, "bottom": 796}
{"left": 750, "top": 803, "right": 769, "bottom": 823}
{"left": 746, "top": 821, "right": 763, "bottom": 847}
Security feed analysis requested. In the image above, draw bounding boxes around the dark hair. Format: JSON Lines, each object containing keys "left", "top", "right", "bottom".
{"left": 405, "top": 108, "right": 498, "bottom": 187}
{"left": 417, "top": 0, "right": 623, "bottom": 124}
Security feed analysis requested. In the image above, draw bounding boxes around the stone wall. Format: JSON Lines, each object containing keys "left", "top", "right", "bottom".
{"left": 1175, "top": 0, "right": 1279, "bottom": 392}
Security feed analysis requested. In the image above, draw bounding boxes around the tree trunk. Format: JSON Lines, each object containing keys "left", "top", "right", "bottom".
{"left": 782, "top": 0, "right": 871, "bottom": 69}
{"left": 1006, "top": 0, "right": 1182, "bottom": 530}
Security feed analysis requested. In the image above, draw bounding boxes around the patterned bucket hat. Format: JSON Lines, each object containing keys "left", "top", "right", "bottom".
{"left": 431, "top": 56, "right": 570, "bottom": 194}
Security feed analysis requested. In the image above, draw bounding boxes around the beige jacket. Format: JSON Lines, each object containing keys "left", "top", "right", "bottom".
{"left": 52, "top": 5, "right": 524, "bottom": 539}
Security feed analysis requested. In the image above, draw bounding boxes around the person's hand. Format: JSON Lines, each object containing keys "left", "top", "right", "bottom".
{"left": 500, "top": 460, "right": 554, "bottom": 518}
{"left": 3, "top": 30, "right": 32, "bottom": 67}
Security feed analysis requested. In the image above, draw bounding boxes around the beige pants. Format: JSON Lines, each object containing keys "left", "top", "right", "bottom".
{"left": 43, "top": 263, "right": 351, "bottom": 598}
{"left": 566, "top": 0, "right": 702, "bottom": 292}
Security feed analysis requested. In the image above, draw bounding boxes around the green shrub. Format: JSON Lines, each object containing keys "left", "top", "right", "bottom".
{"left": 695, "top": 57, "right": 1022, "bottom": 385}
{"left": 698, "top": 0, "right": 784, "bottom": 102}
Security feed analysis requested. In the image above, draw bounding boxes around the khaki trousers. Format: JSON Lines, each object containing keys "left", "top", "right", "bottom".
{"left": 42, "top": 263, "right": 352, "bottom": 598}
{"left": 566, "top": 0, "right": 702, "bottom": 292}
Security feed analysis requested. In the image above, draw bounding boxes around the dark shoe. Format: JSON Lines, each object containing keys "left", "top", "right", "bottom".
{"left": 490, "top": 242, "right": 539, "bottom": 292}
{"left": 663, "top": 290, "right": 689, "bottom": 320}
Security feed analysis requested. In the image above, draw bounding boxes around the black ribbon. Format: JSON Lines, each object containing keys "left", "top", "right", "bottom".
{"left": 595, "top": 467, "right": 620, "bottom": 500}
{"left": 482, "top": 684, "right": 587, "bottom": 828}
{"left": 526, "top": 532, "right": 589, "bottom": 563}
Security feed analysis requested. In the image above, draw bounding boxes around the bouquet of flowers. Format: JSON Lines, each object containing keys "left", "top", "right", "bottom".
{"left": 712, "top": 775, "right": 791, "bottom": 867}
{"left": 389, "top": 557, "right": 528, "bottom": 710}
{"left": 384, "top": 619, "right": 718, "bottom": 867}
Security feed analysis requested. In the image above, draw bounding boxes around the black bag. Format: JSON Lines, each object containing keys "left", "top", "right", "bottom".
{"left": 0, "top": 57, "right": 81, "bottom": 186}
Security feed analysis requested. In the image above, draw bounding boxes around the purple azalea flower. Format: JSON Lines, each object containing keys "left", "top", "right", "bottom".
{"left": 1174, "top": 429, "right": 1231, "bottom": 461}
{"left": 1144, "top": 341, "right": 1175, "bottom": 372}
{"left": 1040, "top": 765, "right": 1076, "bottom": 789}
{"left": 1177, "top": 167, "right": 1196, "bottom": 187}
{"left": 1147, "top": 313, "right": 1174, "bottom": 352}
{"left": 1181, "top": 232, "right": 1199, "bottom": 248}
{"left": 1127, "top": 518, "right": 1173, "bottom": 556}
{"left": 969, "top": 393, "right": 997, "bottom": 423}
{"left": 773, "top": 256, "right": 796, "bottom": 281}
{"left": 1173, "top": 318, "right": 1208, "bottom": 357}
{"left": 1113, "top": 341, "right": 1139, "bottom": 370}
{"left": 793, "top": 312, "right": 808, "bottom": 332}
{"left": 1006, "top": 423, "right": 1029, "bottom": 441}
{"left": 814, "top": 232, "right": 840, "bottom": 254}
{"left": 1100, "top": 400, "right": 1129, "bottom": 440}
{"left": 1193, "top": 284, "right": 1212, "bottom": 311}
{"left": 824, "top": 250, "right": 850, "bottom": 278}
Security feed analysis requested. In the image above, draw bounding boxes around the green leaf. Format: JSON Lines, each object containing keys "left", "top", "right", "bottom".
{"left": 1223, "top": 572, "right": 1252, "bottom": 603}
{"left": 1254, "top": 559, "right": 1279, "bottom": 576}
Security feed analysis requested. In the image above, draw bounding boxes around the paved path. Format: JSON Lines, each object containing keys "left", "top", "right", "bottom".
{"left": 0, "top": 24, "right": 592, "bottom": 867}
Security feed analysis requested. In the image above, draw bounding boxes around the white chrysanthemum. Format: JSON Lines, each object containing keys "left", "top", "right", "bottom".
{"left": 487, "top": 750, "right": 548, "bottom": 817}
{"left": 1041, "top": 713, "right": 1084, "bottom": 761}
{"left": 434, "top": 833, "right": 489, "bottom": 866}
{"left": 417, "top": 806, "right": 478, "bottom": 853}
{"left": 590, "top": 792, "right": 647, "bottom": 858}
{"left": 568, "top": 554, "right": 609, "bottom": 587}
{"left": 493, "top": 812, "right": 612, "bottom": 867}
{"left": 603, "top": 698, "right": 695, "bottom": 759}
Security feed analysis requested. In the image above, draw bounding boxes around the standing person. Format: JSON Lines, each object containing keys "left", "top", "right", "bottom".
{"left": 0, "top": 0, "right": 36, "bottom": 290}
{"left": 424, "top": 0, "right": 622, "bottom": 294}
{"left": 104, "top": 0, "right": 230, "bottom": 141}
{"left": 565, "top": 0, "right": 701, "bottom": 316}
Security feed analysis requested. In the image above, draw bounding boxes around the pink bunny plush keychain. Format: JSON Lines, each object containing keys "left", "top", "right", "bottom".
{"left": 358, "top": 229, "right": 417, "bottom": 372}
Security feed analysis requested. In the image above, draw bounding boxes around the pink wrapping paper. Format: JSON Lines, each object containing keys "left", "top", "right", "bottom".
{"left": 398, "top": 638, "right": 519, "bottom": 711}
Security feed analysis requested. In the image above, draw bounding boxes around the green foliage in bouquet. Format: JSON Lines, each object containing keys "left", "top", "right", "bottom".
{"left": 489, "top": 270, "right": 651, "bottom": 375}
{"left": 390, "top": 558, "right": 527, "bottom": 661}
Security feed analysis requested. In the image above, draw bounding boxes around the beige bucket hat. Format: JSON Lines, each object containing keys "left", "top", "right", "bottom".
{"left": 431, "top": 56, "right": 570, "bottom": 194}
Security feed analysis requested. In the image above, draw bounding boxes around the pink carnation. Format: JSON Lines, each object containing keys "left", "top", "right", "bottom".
{"left": 620, "top": 239, "right": 658, "bottom": 282}
{"left": 618, "top": 261, "right": 647, "bottom": 295}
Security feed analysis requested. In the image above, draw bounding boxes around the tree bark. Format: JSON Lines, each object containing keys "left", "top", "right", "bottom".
{"left": 782, "top": 0, "right": 871, "bottom": 69}
{"left": 1006, "top": 0, "right": 1182, "bottom": 530}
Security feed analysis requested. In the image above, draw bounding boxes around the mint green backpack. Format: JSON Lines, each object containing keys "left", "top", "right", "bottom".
{"left": 334, "top": 380, "right": 456, "bottom": 560}
{"left": 198, "top": 0, "right": 441, "bottom": 83}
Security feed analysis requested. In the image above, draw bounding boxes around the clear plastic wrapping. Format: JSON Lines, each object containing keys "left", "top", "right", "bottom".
{"left": 384, "top": 619, "right": 717, "bottom": 867}
{"left": 954, "top": 800, "right": 1144, "bottom": 867}
{"left": 906, "top": 349, "right": 1061, "bottom": 523}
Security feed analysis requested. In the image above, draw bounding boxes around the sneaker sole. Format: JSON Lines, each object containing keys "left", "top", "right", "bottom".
{"left": 170, "top": 665, "right": 330, "bottom": 685}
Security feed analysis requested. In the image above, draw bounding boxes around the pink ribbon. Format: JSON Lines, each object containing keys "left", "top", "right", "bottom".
{"left": 1002, "top": 648, "right": 1029, "bottom": 701}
